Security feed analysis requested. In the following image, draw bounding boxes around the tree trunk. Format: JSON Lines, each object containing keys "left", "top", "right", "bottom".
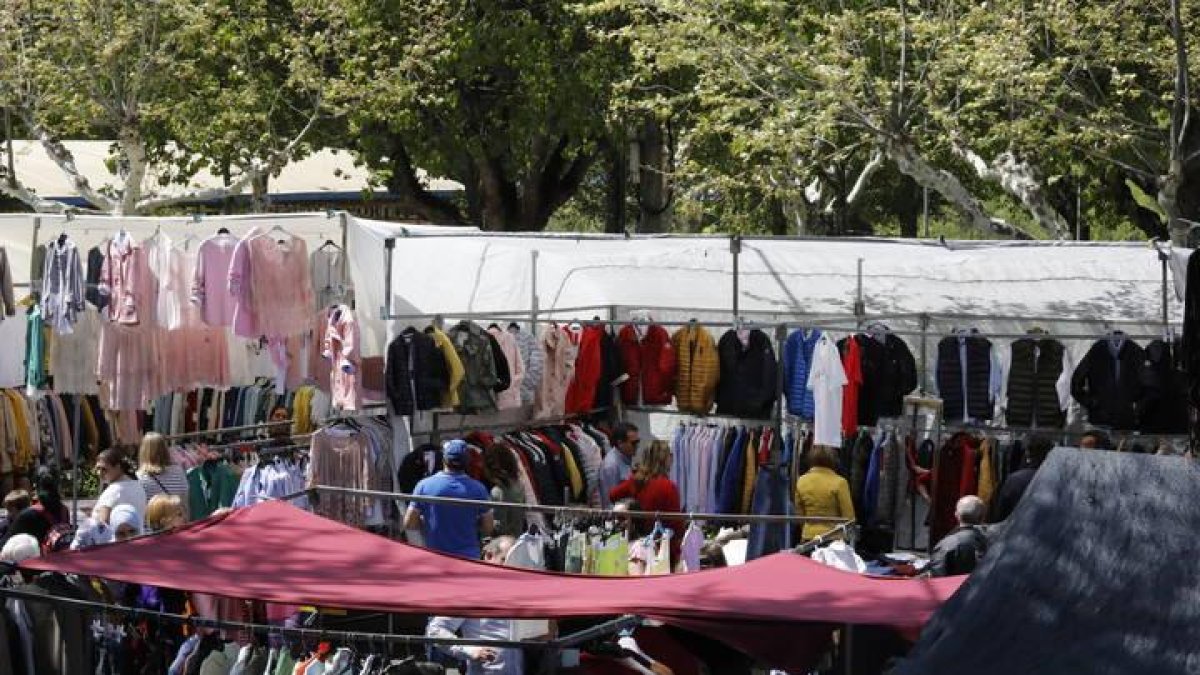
{"left": 117, "top": 127, "right": 148, "bottom": 215}
{"left": 604, "top": 138, "right": 628, "bottom": 234}
{"left": 952, "top": 144, "right": 1070, "bottom": 239}
{"left": 250, "top": 172, "right": 270, "bottom": 213}
{"left": 637, "top": 118, "right": 671, "bottom": 233}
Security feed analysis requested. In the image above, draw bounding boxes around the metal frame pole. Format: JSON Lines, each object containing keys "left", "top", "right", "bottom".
{"left": 71, "top": 396, "right": 81, "bottom": 524}
{"left": 338, "top": 211, "right": 350, "bottom": 290}
{"left": 730, "top": 234, "right": 741, "bottom": 318}
{"left": 531, "top": 249, "right": 540, "bottom": 330}
{"left": 1158, "top": 243, "right": 1170, "bottom": 337}
{"left": 854, "top": 258, "right": 865, "bottom": 329}
{"left": 919, "top": 313, "right": 930, "bottom": 395}
{"left": 383, "top": 237, "right": 395, "bottom": 320}
{"left": 30, "top": 216, "right": 41, "bottom": 291}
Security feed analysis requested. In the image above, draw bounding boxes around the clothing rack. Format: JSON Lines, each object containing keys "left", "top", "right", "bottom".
{"left": 935, "top": 422, "right": 1191, "bottom": 443}
{"left": 164, "top": 419, "right": 294, "bottom": 442}
{"left": 793, "top": 521, "right": 857, "bottom": 554}
{"left": 310, "top": 484, "right": 853, "bottom": 525}
{"left": 410, "top": 408, "right": 609, "bottom": 442}
{"left": 204, "top": 433, "right": 316, "bottom": 452}
{"left": 0, "top": 584, "right": 629, "bottom": 652}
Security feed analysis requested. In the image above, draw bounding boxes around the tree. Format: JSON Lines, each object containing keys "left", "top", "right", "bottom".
{"left": 310, "top": 0, "right": 626, "bottom": 231}
{"left": 0, "top": 0, "right": 326, "bottom": 215}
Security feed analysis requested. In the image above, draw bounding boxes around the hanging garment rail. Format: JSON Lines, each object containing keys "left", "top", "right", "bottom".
{"left": 164, "top": 419, "right": 294, "bottom": 442}
{"left": 310, "top": 484, "right": 852, "bottom": 525}
{"left": 933, "top": 422, "right": 1192, "bottom": 443}
{"left": 623, "top": 405, "right": 774, "bottom": 424}
{"left": 204, "top": 433, "right": 316, "bottom": 452}
{"left": 0, "top": 584, "right": 621, "bottom": 651}
{"left": 410, "top": 408, "right": 609, "bottom": 440}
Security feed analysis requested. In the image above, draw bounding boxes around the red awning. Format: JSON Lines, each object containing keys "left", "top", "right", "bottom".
{"left": 24, "top": 501, "right": 962, "bottom": 669}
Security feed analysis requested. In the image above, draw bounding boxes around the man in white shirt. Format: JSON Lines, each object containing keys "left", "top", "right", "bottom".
{"left": 426, "top": 536, "right": 524, "bottom": 675}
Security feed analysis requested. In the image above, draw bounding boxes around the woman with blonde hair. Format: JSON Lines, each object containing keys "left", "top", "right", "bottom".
{"left": 136, "top": 433, "right": 189, "bottom": 508}
{"left": 609, "top": 440, "right": 683, "bottom": 567}
{"left": 794, "top": 445, "right": 855, "bottom": 541}
{"left": 145, "top": 495, "right": 187, "bottom": 533}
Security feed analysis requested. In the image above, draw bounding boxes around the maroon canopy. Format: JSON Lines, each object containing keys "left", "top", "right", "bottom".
{"left": 25, "top": 501, "right": 962, "bottom": 670}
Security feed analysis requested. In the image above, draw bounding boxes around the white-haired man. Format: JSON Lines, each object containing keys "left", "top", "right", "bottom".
{"left": 929, "top": 495, "right": 989, "bottom": 577}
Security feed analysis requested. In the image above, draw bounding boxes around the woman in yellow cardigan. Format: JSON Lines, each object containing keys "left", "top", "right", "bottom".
{"left": 794, "top": 445, "right": 856, "bottom": 541}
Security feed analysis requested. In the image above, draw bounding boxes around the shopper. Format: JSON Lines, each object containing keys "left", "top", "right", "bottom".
{"left": 145, "top": 494, "right": 187, "bottom": 533}
{"left": 1, "top": 489, "right": 31, "bottom": 540}
{"left": 94, "top": 448, "right": 148, "bottom": 525}
{"left": 136, "top": 432, "right": 190, "bottom": 508}
{"left": 8, "top": 466, "right": 71, "bottom": 548}
{"left": 427, "top": 536, "right": 524, "bottom": 675}
{"left": 403, "top": 440, "right": 494, "bottom": 559}
{"left": 609, "top": 440, "right": 684, "bottom": 566}
{"left": 600, "top": 423, "right": 640, "bottom": 508}
{"left": 483, "top": 442, "right": 527, "bottom": 536}
{"left": 991, "top": 435, "right": 1053, "bottom": 523}
{"left": 110, "top": 504, "right": 144, "bottom": 541}
{"left": 793, "top": 445, "right": 855, "bottom": 541}
{"left": 929, "top": 495, "right": 989, "bottom": 577}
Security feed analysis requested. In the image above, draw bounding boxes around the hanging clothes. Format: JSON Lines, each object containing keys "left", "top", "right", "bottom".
{"left": 488, "top": 325, "right": 526, "bottom": 411}
{"left": 385, "top": 327, "right": 449, "bottom": 416}
{"left": 246, "top": 232, "right": 316, "bottom": 339}
{"left": 427, "top": 325, "right": 465, "bottom": 408}
{"left": 0, "top": 247, "right": 16, "bottom": 321}
{"left": 187, "top": 460, "right": 239, "bottom": 520}
{"left": 508, "top": 324, "right": 543, "bottom": 407}
{"left": 672, "top": 323, "right": 720, "bottom": 415}
{"left": 99, "top": 231, "right": 151, "bottom": 325}
{"left": 840, "top": 334, "right": 863, "bottom": 438}
{"left": 845, "top": 331, "right": 918, "bottom": 425}
{"left": 485, "top": 331, "right": 512, "bottom": 394}
{"left": 533, "top": 324, "right": 574, "bottom": 419}
{"left": 564, "top": 324, "right": 603, "bottom": 413}
{"left": 1004, "top": 336, "right": 1070, "bottom": 428}
{"left": 322, "top": 305, "right": 363, "bottom": 411}
{"left": 48, "top": 306, "right": 100, "bottom": 395}
{"left": 39, "top": 237, "right": 85, "bottom": 335}
{"left": 715, "top": 328, "right": 777, "bottom": 419}
{"left": 1140, "top": 339, "right": 1188, "bottom": 433}
{"left": 807, "top": 333, "right": 847, "bottom": 448}
{"left": 190, "top": 231, "right": 239, "bottom": 328}
{"left": 935, "top": 332, "right": 998, "bottom": 423}
{"left": 617, "top": 323, "right": 676, "bottom": 406}
{"left": 310, "top": 244, "right": 353, "bottom": 309}
{"left": 1071, "top": 336, "right": 1145, "bottom": 430}
{"left": 24, "top": 306, "right": 47, "bottom": 393}
{"left": 783, "top": 328, "right": 823, "bottom": 419}
{"left": 449, "top": 321, "right": 500, "bottom": 414}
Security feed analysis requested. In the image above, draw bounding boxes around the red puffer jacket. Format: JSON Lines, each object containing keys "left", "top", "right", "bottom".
{"left": 617, "top": 324, "right": 676, "bottom": 406}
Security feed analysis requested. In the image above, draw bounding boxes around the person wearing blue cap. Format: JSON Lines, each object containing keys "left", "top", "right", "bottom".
{"left": 404, "top": 439, "right": 495, "bottom": 559}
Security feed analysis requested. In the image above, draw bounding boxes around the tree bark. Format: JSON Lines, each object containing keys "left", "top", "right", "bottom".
{"left": 1165, "top": 0, "right": 1192, "bottom": 245}
{"left": 18, "top": 110, "right": 117, "bottom": 212}
{"left": 883, "top": 135, "right": 1033, "bottom": 239}
{"left": 952, "top": 143, "right": 1070, "bottom": 239}
{"left": 637, "top": 118, "right": 671, "bottom": 233}
{"left": 117, "top": 127, "right": 148, "bottom": 215}
{"left": 383, "top": 137, "right": 466, "bottom": 225}
{"left": 603, "top": 137, "right": 628, "bottom": 234}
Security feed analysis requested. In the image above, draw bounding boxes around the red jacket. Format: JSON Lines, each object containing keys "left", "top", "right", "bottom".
{"left": 617, "top": 325, "right": 676, "bottom": 406}
{"left": 565, "top": 325, "right": 605, "bottom": 413}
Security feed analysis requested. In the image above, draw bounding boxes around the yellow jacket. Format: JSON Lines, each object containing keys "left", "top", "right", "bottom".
{"left": 795, "top": 467, "right": 856, "bottom": 541}
{"left": 672, "top": 325, "right": 720, "bottom": 414}
{"left": 428, "top": 328, "right": 466, "bottom": 408}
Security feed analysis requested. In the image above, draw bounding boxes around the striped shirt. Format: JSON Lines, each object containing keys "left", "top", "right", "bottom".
{"left": 138, "top": 464, "right": 190, "bottom": 502}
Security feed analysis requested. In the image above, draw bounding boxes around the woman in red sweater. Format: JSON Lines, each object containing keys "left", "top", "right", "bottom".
{"left": 609, "top": 440, "right": 683, "bottom": 568}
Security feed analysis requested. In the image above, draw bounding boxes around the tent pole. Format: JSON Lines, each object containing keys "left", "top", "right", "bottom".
{"left": 383, "top": 237, "right": 395, "bottom": 320}
{"left": 1158, "top": 243, "right": 1170, "bottom": 337}
{"left": 854, "top": 258, "right": 865, "bottom": 329}
{"left": 71, "top": 396, "right": 81, "bottom": 525}
{"left": 919, "top": 313, "right": 930, "bottom": 395}
{"left": 30, "top": 216, "right": 41, "bottom": 290}
{"left": 531, "top": 249, "right": 540, "bottom": 330}
{"left": 338, "top": 211, "right": 349, "bottom": 289}
{"left": 730, "top": 235, "right": 741, "bottom": 318}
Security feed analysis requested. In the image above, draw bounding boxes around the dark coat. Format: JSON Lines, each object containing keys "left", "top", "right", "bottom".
{"left": 1006, "top": 338, "right": 1066, "bottom": 428}
{"left": 1071, "top": 338, "right": 1144, "bottom": 429}
{"left": 929, "top": 525, "right": 989, "bottom": 577}
{"left": 716, "top": 329, "right": 778, "bottom": 419}
{"left": 936, "top": 335, "right": 994, "bottom": 422}
{"left": 386, "top": 328, "right": 449, "bottom": 416}
{"left": 1139, "top": 339, "right": 1188, "bottom": 434}
{"left": 846, "top": 334, "right": 918, "bottom": 425}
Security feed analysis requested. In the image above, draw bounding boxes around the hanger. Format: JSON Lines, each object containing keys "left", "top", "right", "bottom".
{"left": 217, "top": 227, "right": 230, "bottom": 235}
{"left": 319, "top": 239, "right": 340, "bottom": 250}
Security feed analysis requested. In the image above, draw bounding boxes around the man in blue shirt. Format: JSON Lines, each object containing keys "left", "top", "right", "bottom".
{"left": 404, "top": 440, "right": 494, "bottom": 558}
{"left": 599, "top": 423, "right": 639, "bottom": 508}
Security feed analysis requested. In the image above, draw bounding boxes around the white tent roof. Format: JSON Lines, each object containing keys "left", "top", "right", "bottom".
{"left": 2, "top": 140, "right": 462, "bottom": 204}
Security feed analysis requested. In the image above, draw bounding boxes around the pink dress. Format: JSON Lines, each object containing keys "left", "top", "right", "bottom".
{"left": 191, "top": 232, "right": 239, "bottom": 327}
{"left": 97, "top": 233, "right": 162, "bottom": 410}
{"left": 322, "top": 305, "right": 362, "bottom": 411}
{"left": 247, "top": 233, "right": 314, "bottom": 339}
{"left": 227, "top": 227, "right": 262, "bottom": 339}
{"left": 160, "top": 244, "right": 229, "bottom": 391}
{"left": 488, "top": 326, "right": 525, "bottom": 410}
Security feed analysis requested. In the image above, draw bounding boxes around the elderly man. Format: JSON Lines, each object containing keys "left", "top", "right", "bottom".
{"left": 929, "top": 495, "right": 989, "bottom": 577}
{"left": 427, "top": 536, "right": 524, "bottom": 675}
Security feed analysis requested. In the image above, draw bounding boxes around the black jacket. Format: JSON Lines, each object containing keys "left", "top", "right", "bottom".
{"left": 386, "top": 328, "right": 449, "bottom": 416}
{"left": 936, "top": 335, "right": 994, "bottom": 422}
{"left": 485, "top": 331, "right": 511, "bottom": 393}
{"left": 1071, "top": 337, "right": 1144, "bottom": 429}
{"left": 593, "top": 328, "right": 622, "bottom": 410}
{"left": 857, "top": 333, "right": 918, "bottom": 423}
{"left": 1139, "top": 339, "right": 1188, "bottom": 434}
{"left": 716, "top": 329, "right": 778, "bottom": 419}
{"left": 1184, "top": 250, "right": 1200, "bottom": 405}
{"left": 1006, "top": 337, "right": 1066, "bottom": 428}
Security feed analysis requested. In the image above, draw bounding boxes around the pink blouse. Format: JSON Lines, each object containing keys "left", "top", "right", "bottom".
{"left": 191, "top": 233, "right": 238, "bottom": 327}
{"left": 99, "top": 233, "right": 150, "bottom": 325}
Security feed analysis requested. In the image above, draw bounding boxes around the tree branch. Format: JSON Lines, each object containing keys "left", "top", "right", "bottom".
{"left": 825, "top": 148, "right": 884, "bottom": 214}
{"left": 16, "top": 109, "right": 118, "bottom": 212}
{"left": 0, "top": 167, "right": 76, "bottom": 213}
{"left": 950, "top": 141, "right": 1070, "bottom": 239}
{"left": 385, "top": 135, "right": 467, "bottom": 225}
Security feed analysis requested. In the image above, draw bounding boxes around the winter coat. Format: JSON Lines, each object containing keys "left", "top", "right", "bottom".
{"left": 1139, "top": 339, "right": 1188, "bottom": 433}
{"left": 593, "top": 328, "right": 622, "bottom": 410}
{"left": 447, "top": 321, "right": 499, "bottom": 414}
{"left": 1071, "top": 337, "right": 1144, "bottom": 429}
{"left": 426, "top": 327, "right": 465, "bottom": 408}
{"left": 1184, "top": 250, "right": 1200, "bottom": 405}
{"left": 936, "top": 335, "right": 994, "bottom": 422}
{"left": 385, "top": 327, "right": 450, "bottom": 416}
{"left": 485, "top": 331, "right": 511, "bottom": 393}
{"left": 565, "top": 325, "right": 605, "bottom": 413}
{"left": 488, "top": 326, "right": 526, "bottom": 410}
{"left": 617, "top": 324, "right": 676, "bottom": 406}
{"left": 783, "top": 329, "right": 823, "bottom": 419}
{"left": 672, "top": 323, "right": 720, "bottom": 415}
{"left": 534, "top": 325, "right": 577, "bottom": 419}
{"left": 1006, "top": 337, "right": 1066, "bottom": 428}
{"left": 845, "top": 333, "right": 918, "bottom": 425}
{"left": 715, "top": 329, "right": 778, "bottom": 419}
